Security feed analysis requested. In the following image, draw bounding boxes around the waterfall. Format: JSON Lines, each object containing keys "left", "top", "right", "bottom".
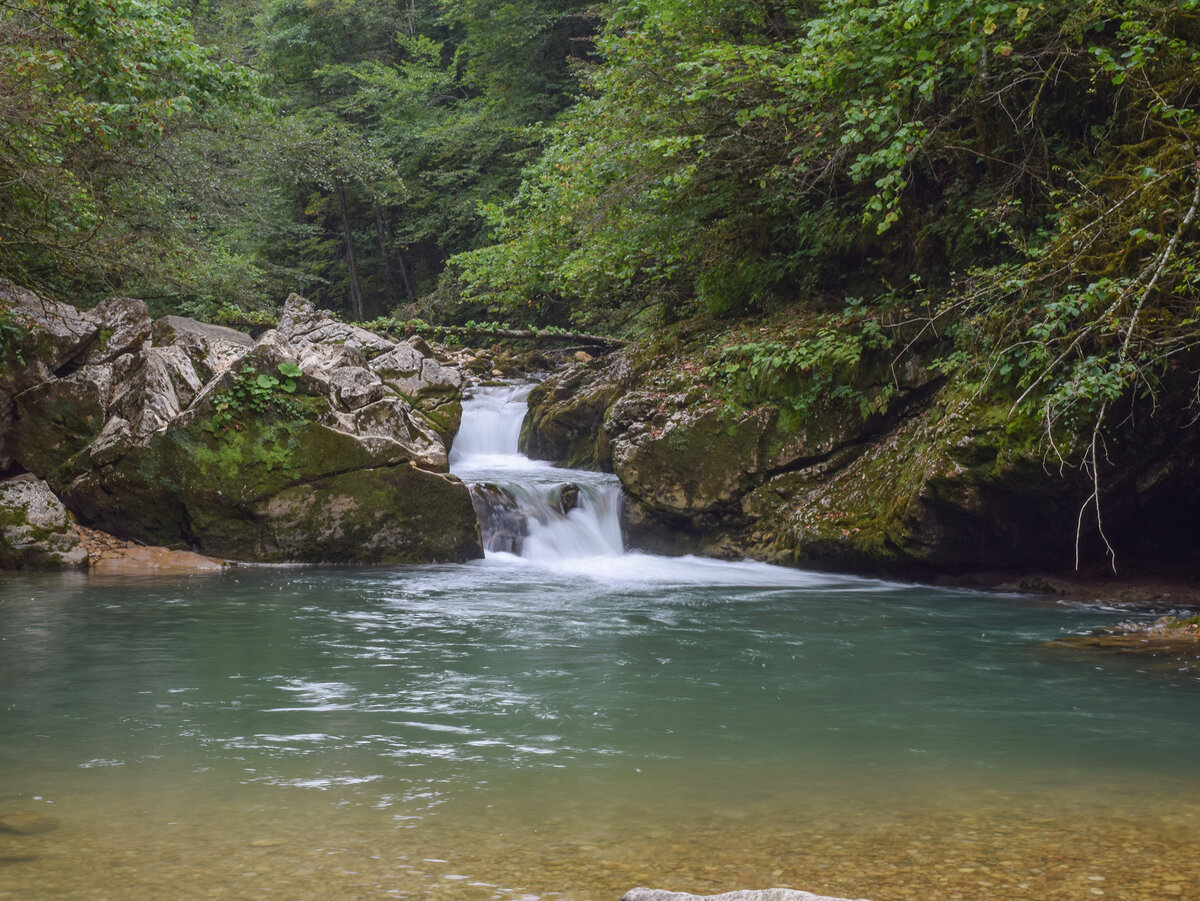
{"left": 450, "top": 384, "right": 624, "bottom": 560}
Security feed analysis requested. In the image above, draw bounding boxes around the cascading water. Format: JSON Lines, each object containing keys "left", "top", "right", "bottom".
{"left": 449, "top": 383, "right": 624, "bottom": 560}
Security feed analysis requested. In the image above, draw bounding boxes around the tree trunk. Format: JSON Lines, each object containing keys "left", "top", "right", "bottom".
{"left": 373, "top": 204, "right": 400, "bottom": 307}
{"left": 335, "top": 178, "right": 365, "bottom": 320}
{"left": 380, "top": 211, "right": 416, "bottom": 304}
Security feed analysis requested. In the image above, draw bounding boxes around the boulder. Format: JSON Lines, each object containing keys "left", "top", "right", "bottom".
{"left": 621, "top": 890, "right": 871, "bottom": 901}
{"left": 1, "top": 284, "right": 480, "bottom": 567}
{"left": 1, "top": 280, "right": 100, "bottom": 474}
{"left": 0, "top": 279, "right": 98, "bottom": 387}
{"left": 0, "top": 478, "right": 88, "bottom": 568}
{"left": 7, "top": 369, "right": 108, "bottom": 480}
{"left": 0, "top": 810, "right": 60, "bottom": 835}
{"left": 58, "top": 329, "right": 479, "bottom": 564}
{"left": 520, "top": 361, "right": 625, "bottom": 469}
{"left": 277, "top": 293, "right": 394, "bottom": 358}
{"left": 606, "top": 394, "right": 773, "bottom": 518}
{"left": 369, "top": 340, "right": 464, "bottom": 443}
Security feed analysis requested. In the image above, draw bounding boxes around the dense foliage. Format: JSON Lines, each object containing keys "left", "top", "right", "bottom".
{"left": 4, "top": 1, "right": 1199, "bottom": 486}
{"left": 452, "top": 0, "right": 1200, "bottom": 540}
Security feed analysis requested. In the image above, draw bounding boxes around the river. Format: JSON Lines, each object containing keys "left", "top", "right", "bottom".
{"left": 1, "top": 385, "right": 1198, "bottom": 899}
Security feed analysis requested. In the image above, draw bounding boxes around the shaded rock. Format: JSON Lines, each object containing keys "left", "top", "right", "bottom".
{"left": 0, "top": 479, "right": 88, "bottom": 569}
{"left": 250, "top": 464, "right": 480, "bottom": 564}
{"left": 622, "top": 890, "right": 871, "bottom": 901}
{"left": 0, "top": 811, "right": 59, "bottom": 835}
{"left": 277, "top": 293, "right": 394, "bottom": 358}
{"left": 7, "top": 371, "right": 107, "bottom": 480}
{"left": 1, "top": 281, "right": 99, "bottom": 474}
{"left": 83, "top": 296, "right": 151, "bottom": 364}
{"left": 0, "top": 279, "right": 98, "bottom": 386}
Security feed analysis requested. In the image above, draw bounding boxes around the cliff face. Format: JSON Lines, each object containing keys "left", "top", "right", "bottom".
{"left": 0, "top": 282, "right": 482, "bottom": 567}
{"left": 520, "top": 336, "right": 1200, "bottom": 579}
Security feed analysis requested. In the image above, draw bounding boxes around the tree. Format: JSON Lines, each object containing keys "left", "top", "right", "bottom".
{"left": 0, "top": 0, "right": 263, "bottom": 304}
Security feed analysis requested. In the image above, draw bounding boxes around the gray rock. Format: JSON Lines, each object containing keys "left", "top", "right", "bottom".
{"left": 111, "top": 345, "right": 208, "bottom": 438}
{"left": 277, "top": 293, "right": 394, "bottom": 358}
{"left": 152, "top": 315, "right": 253, "bottom": 380}
{"left": 0, "top": 479, "right": 88, "bottom": 568}
{"left": 0, "top": 279, "right": 98, "bottom": 385}
{"left": 84, "top": 296, "right": 152, "bottom": 364}
{"left": 0, "top": 810, "right": 60, "bottom": 835}
{"left": 622, "top": 890, "right": 871, "bottom": 901}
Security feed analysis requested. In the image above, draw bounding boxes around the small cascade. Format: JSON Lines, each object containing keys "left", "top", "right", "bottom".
{"left": 450, "top": 384, "right": 624, "bottom": 560}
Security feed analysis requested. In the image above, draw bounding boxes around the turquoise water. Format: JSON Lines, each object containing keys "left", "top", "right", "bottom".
{"left": 2, "top": 562, "right": 1199, "bottom": 900}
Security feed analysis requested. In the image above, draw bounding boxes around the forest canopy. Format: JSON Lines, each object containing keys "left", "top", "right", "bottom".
{"left": 2, "top": 0, "right": 1199, "bottom": 451}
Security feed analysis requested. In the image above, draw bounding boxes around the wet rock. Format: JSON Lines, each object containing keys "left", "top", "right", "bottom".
{"left": 0, "top": 811, "right": 59, "bottom": 835}
{"left": 621, "top": 889, "right": 871, "bottom": 901}
{"left": 556, "top": 483, "right": 581, "bottom": 515}
{"left": 469, "top": 483, "right": 526, "bottom": 554}
{"left": 0, "top": 479, "right": 88, "bottom": 569}
{"left": 7, "top": 369, "right": 107, "bottom": 479}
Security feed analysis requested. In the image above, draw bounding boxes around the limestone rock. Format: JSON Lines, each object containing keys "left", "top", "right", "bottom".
{"left": 0, "top": 810, "right": 60, "bottom": 835}
{"left": 59, "top": 343, "right": 477, "bottom": 563}
{"left": 622, "top": 890, "right": 870, "bottom": 901}
{"left": 84, "top": 296, "right": 152, "bottom": 364}
{"left": 7, "top": 370, "right": 107, "bottom": 480}
{"left": 369, "top": 340, "right": 464, "bottom": 443}
{"left": 1, "top": 284, "right": 479, "bottom": 566}
{"left": 0, "top": 479, "right": 88, "bottom": 568}
{"left": 277, "top": 293, "right": 394, "bottom": 358}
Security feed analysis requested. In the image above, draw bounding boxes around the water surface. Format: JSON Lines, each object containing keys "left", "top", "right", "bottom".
{"left": 1, "top": 385, "right": 1197, "bottom": 900}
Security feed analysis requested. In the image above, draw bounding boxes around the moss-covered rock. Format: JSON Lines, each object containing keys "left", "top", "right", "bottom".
{"left": 0, "top": 478, "right": 88, "bottom": 569}
{"left": 57, "top": 336, "right": 481, "bottom": 563}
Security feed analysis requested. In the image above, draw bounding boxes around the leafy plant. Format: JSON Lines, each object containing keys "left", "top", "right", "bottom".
{"left": 208, "top": 362, "right": 305, "bottom": 433}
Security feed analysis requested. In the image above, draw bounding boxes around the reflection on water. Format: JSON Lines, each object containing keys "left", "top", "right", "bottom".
{"left": 1, "top": 564, "right": 1199, "bottom": 900}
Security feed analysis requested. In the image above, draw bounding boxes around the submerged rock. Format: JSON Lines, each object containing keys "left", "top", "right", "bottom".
{"left": 621, "top": 889, "right": 872, "bottom": 901}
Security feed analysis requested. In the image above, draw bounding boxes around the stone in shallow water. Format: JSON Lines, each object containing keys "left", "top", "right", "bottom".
{"left": 0, "top": 811, "right": 59, "bottom": 835}
{"left": 622, "top": 890, "right": 872, "bottom": 901}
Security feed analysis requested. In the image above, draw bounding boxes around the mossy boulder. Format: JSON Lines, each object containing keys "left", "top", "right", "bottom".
{"left": 7, "top": 370, "right": 108, "bottom": 481}
{"left": 60, "top": 394, "right": 480, "bottom": 563}
{"left": 0, "top": 478, "right": 88, "bottom": 569}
